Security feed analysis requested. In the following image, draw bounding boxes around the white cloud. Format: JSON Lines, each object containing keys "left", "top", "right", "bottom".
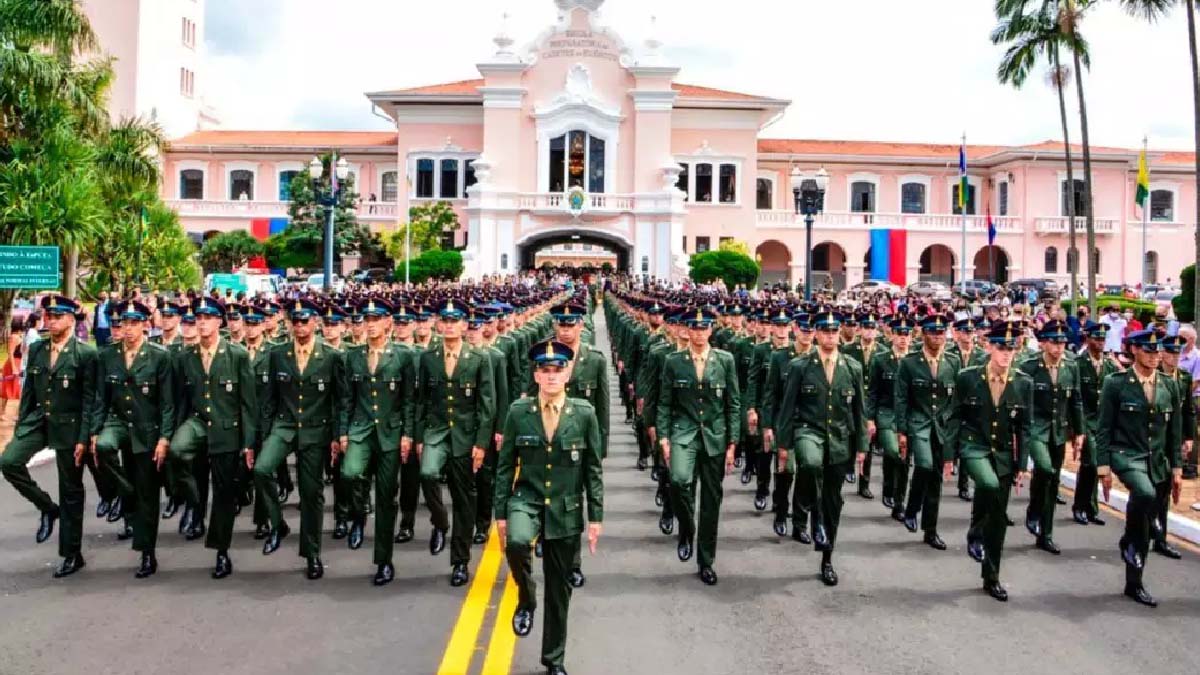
{"left": 200, "top": 0, "right": 1197, "bottom": 150}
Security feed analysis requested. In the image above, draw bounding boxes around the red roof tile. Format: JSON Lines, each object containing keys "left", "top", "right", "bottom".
{"left": 380, "top": 79, "right": 776, "bottom": 101}
{"left": 756, "top": 138, "right": 1008, "bottom": 160}
{"left": 170, "top": 130, "right": 397, "bottom": 147}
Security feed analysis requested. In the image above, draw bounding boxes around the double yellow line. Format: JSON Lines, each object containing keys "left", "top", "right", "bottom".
{"left": 436, "top": 526, "right": 522, "bottom": 675}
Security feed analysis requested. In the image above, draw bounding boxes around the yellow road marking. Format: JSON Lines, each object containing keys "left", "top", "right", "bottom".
{"left": 436, "top": 526, "right": 503, "bottom": 675}
{"left": 480, "top": 575, "right": 520, "bottom": 675}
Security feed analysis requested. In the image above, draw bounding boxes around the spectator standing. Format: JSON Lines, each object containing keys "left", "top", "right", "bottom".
{"left": 0, "top": 323, "right": 22, "bottom": 420}
{"left": 93, "top": 292, "right": 111, "bottom": 345}
{"left": 1100, "top": 305, "right": 1127, "bottom": 354}
{"left": 1124, "top": 309, "right": 1143, "bottom": 333}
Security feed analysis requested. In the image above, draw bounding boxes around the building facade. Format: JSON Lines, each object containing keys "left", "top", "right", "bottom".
{"left": 158, "top": 0, "right": 1196, "bottom": 288}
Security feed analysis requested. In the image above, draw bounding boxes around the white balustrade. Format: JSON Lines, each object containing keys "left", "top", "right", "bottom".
{"left": 1034, "top": 216, "right": 1119, "bottom": 234}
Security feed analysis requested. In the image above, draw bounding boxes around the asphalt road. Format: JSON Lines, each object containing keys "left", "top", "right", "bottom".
{"left": 2, "top": 311, "right": 1199, "bottom": 675}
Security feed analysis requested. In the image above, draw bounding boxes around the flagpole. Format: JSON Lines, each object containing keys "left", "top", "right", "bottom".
{"left": 960, "top": 132, "right": 967, "bottom": 294}
{"left": 1141, "top": 135, "right": 1149, "bottom": 287}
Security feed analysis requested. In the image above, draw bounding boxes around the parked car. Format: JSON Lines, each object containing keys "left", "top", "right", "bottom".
{"left": 303, "top": 273, "right": 345, "bottom": 294}
{"left": 1141, "top": 284, "right": 1178, "bottom": 300}
{"left": 849, "top": 280, "right": 903, "bottom": 297}
{"left": 1008, "top": 278, "right": 1062, "bottom": 301}
{"left": 1097, "top": 283, "right": 1138, "bottom": 300}
{"left": 1153, "top": 289, "right": 1180, "bottom": 313}
{"left": 907, "top": 280, "right": 953, "bottom": 301}
{"left": 956, "top": 279, "right": 999, "bottom": 300}
{"left": 352, "top": 267, "right": 392, "bottom": 284}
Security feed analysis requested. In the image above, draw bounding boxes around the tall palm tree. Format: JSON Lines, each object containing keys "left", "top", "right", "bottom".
{"left": 1059, "top": 0, "right": 1099, "bottom": 316}
{"left": 1120, "top": 0, "right": 1199, "bottom": 321}
{"left": 992, "top": 0, "right": 1082, "bottom": 312}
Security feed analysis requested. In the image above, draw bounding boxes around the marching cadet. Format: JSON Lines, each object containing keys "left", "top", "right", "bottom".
{"left": 776, "top": 310, "right": 868, "bottom": 586}
{"left": 412, "top": 305, "right": 439, "bottom": 351}
{"left": 633, "top": 302, "right": 667, "bottom": 472}
{"left": 496, "top": 340, "right": 604, "bottom": 675}
{"left": 389, "top": 306, "right": 422, "bottom": 545}
{"left": 1072, "top": 321, "right": 1118, "bottom": 526}
{"left": 950, "top": 323, "right": 1033, "bottom": 601}
{"left": 92, "top": 300, "right": 176, "bottom": 578}
{"left": 151, "top": 300, "right": 183, "bottom": 347}
{"left": 1018, "top": 320, "right": 1085, "bottom": 556}
{"left": 894, "top": 314, "right": 959, "bottom": 551}
{"left": 320, "top": 304, "right": 354, "bottom": 541}
{"left": 464, "top": 306, "right": 509, "bottom": 547}
{"left": 224, "top": 303, "right": 246, "bottom": 346}
{"left": 1097, "top": 329, "right": 1183, "bottom": 607}
{"left": 726, "top": 306, "right": 755, "bottom": 475}
{"left": 950, "top": 317, "right": 987, "bottom": 501}
{"left": 1, "top": 296, "right": 98, "bottom": 578}
{"left": 840, "top": 311, "right": 882, "bottom": 499}
{"left": 1153, "top": 335, "right": 1193, "bottom": 559}
{"left": 742, "top": 308, "right": 775, "bottom": 501}
{"left": 638, "top": 306, "right": 681, "bottom": 535}
{"left": 868, "top": 316, "right": 914, "bottom": 521}
{"left": 656, "top": 307, "right": 740, "bottom": 586}
{"left": 242, "top": 305, "right": 278, "bottom": 540}
{"left": 764, "top": 311, "right": 814, "bottom": 542}
{"left": 253, "top": 299, "right": 349, "bottom": 580}
{"left": 414, "top": 300, "right": 496, "bottom": 587}
{"left": 169, "top": 297, "right": 257, "bottom": 579}
{"left": 348, "top": 307, "right": 366, "bottom": 345}
{"left": 341, "top": 298, "right": 414, "bottom": 586}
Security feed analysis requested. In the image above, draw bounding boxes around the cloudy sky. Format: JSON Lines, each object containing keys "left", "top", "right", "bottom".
{"left": 202, "top": 0, "right": 1195, "bottom": 150}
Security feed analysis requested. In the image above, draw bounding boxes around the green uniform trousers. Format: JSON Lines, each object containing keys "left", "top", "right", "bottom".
{"left": 772, "top": 440, "right": 815, "bottom": 531}
{"left": 1, "top": 434, "right": 87, "bottom": 558}
{"left": 669, "top": 446, "right": 725, "bottom": 569}
{"left": 343, "top": 437, "right": 400, "bottom": 565}
{"left": 420, "top": 444, "right": 476, "bottom": 565}
{"left": 326, "top": 444, "right": 352, "bottom": 524}
{"left": 505, "top": 507, "right": 579, "bottom": 670}
{"left": 1114, "top": 464, "right": 1157, "bottom": 588}
{"left": 169, "top": 419, "right": 238, "bottom": 552}
{"left": 253, "top": 434, "right": 325, "bottom": 558}
{"left": 877, "top": 429, "right": 909, "bottom": 508}
{"left": 474, "top": 446, "right": 497, "bottom": 537}
{"left": 1026, "top": 441, "right": 1065, "bottom": 540}
{"left": 903, "top": 434, "right": 946, "bottom": 533}
{"left": 95, "top": 425, "right": 160, "bottom": 553}
{"left": 398, "top": 451, "right": 421, "bottom": 532}
{"left": 1072, "top": 436, "right": 1101, "bottom": 518}
{"left": 963, "top": 457, "right": 1013, "bottom": 583}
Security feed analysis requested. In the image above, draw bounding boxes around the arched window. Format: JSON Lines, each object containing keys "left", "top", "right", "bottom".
{"left": 547, "top": 131, "right": 606, "bottom": 193}
{"left": 1044, "top": 246, "right": 1058, "bottom": 274}
{"left": 901, "top": 182, "right": 926, "bottom": 214}
{"left": 180, "top": 169, "right": 204, "bottom": 200}
{"left": 278, "top": 170, "right": 300, "bottom": 201}
{"left": 229, "top": 169, "right": 254, "bottom": 200}
{"left": 1150, "top": 189, "right": 1174, "bottom": 221}
{"left": 1066, "top": 247, "right": 1079, "bottom": 274}
{"left": 850, "top": 181, "right": 876, "bottom": 213}
{"left": 381, "top": 171, "right": 398, "bottom": 202}
{"left": 756, "top": 178, "right": 773, "bottom": 210}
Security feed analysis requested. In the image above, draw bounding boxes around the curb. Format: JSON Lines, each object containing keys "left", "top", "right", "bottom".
{"left": 1060, "top": 468, "right": 1200, "bottom": 547}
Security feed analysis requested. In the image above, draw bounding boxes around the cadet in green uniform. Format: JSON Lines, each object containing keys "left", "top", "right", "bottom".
{"left": 656, "top": 308, "right": 740, "bottom": 586}
{"left": 776, "top": 310, "right": 868, "bottom": 586}
{"left": 950, "top": 323, "right": 1033, "bottom": 601}
{"left": 868, "top": 317, "right": 914, "bottom": 521}
{"left": 253, "top": 299, "right": 349, "bottom": 580}
{"left": 1018, "top": 320, "right": 1085, "bottom": 555}
{"left": 950, "top": 317, "right": 987, "bottom": 501}
{"left": 840, "top": 312, "right": 882, "bottom": 499}
{"left": 742, "top": 309, "right": 775, "bottom": 506}
{"left": 1, "top": 296, "right": 97, "bottom": 578}
{"left": 242, "top": 305, "right": 277, "bottom": 540}
{"left": 1097, "top": 329, "right": 1183, "bottom": 607}
{"left": 415, "top": 299, "right": 496, "bottom": 587}
{"left": 764, "top": 311, "right": 814, "bottom": 542}
{"left": 496, "top": 340, "right": 604, "bottom": 675}
{"left": 320, "top": 304, "right": 354, "bottom": 542}
{"left": 894, "top": 314, "right": 959, "bottom": 550}
{"left": 465, "top": 306, "right": 510, "bottom": 546}
{"left": 1072, "top": 321, "right": 1118, "bottom": 526}
{"left": 638, "top": 306, "right": 682, "bottom": 534}
{"left": 389, "top": 306, "right": 422, "bottom": 544}
{"left": 341, "top": 298, "right": 414, "bottom": 586}
{"left": 169, "top": 297, "right": 257, "bottom": 579}
{"left": 93, "top": 300, "right": 176, "bottom": 578}
{"left": 1154, "top": 335, "right": 1193, "bottom": 559}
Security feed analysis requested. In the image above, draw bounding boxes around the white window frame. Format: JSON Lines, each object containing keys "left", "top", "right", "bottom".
{"left": 407, "top": 152, "right": 478, "bottom": 201}
{"left": 897, "top": 174, "right": 931, "bottom": 215}
{"left": 946, "top": 175, "right": 982, "bottom": 214}
{"left": 1056, "top": 171, "right": 1089, "bottom": 218}
{"left": 275, "top": 161, "right": 305, "bottom": 202}
{"left": 847, "top": 172, "right": 881, "bottom": 213}
{"left": 380, "top": 169, "right": 399, "bottom": 202}
{"left": 224, "top": 161, "right": 258, "bottom": 201}
{"left": 673, "top": 153, "right": 744, "bottom": 206}
{"left": 1147, "top": 182, "right": 1179, "bottom": 222}
{"left": 756, "top": 171, "right": 777, "bottom": 210}
{"left": 175, "top": 160, "right": 208, "bottom": 200}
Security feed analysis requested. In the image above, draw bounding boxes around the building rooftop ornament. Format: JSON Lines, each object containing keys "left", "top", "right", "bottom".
{"left": 490, "top": 11, "right": 521, "bottom": 64}
{"left": 554, "top": 0, "right": 605, "bottom": 13}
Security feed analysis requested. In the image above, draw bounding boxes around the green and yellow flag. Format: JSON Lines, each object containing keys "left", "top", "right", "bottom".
{"left": 1135, "top": 149, "right": 1150, "bottom": 208}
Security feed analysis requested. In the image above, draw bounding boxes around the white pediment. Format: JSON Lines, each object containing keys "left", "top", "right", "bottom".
{"left": 532, "top": 63, "right": 623, "bottom": 123}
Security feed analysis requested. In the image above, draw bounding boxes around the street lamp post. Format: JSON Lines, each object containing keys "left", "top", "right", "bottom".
{"left": 308, "top": 153, "right": 350, "bottom": 293}
{"left": 791, "top": 166, "right": 829, "bottom": 301}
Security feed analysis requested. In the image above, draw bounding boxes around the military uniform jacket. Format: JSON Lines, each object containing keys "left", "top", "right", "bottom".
{"left": 636, "top": 338, "right": 676, "bottom": 430}
{"left": 893, "top": 350, "right": 960, "bottom": 446}
{"left": 655, "top": 349, "right": 741, "bottom": 456}
{"left": 760, "top": 344, "right": 798, "bottom": 432}
{"left": 414, "top": 343, "right": 496, "bottom": 455}
{"left": 175, "top": 339, "right": 257, "bottom": 454}
{"left": 865, "top": 348, "right": 904, "bottom": 430}
{"left": 346, "top": 342, "right": 415, "bottom": 451}
{"left": 261, "top": 339, "right": 349, "bottom": 447}
{"left": 950, "top": 366, "right": 1034, "bottom": 475}
{"left": 1077, "top": 352, "right": 1119, "bottom": 434}
{"left": 95, "top": 340, "right": 176, "bottom": 454}
{"left": 1096, "top": 370, "right": 1183, "bottom": 483}
{"left": 246, "top": 342, "right": 274, "bottom": 447}
{"left": 840, "top": 339, "right": 881, "bottom": 379}
{"left": 15, "top": 337, "right": 97, "bottom": 448}
{"left": 1163, "top": 367, "right": 1196, "bottom": 443}
{"left": 494, "top": 397, "right": 604, "bottom": 540}
{"left": 775, "top": 352, "right": 868, "bottom": 465}
{"left": 533, "top": 343, "right": 608, "bottom": 452}
{"left": 744, "top": 339, "right": 774, "bottom": 420}
{"left": 1017, "top": 356, "right": 1085, "bottom": 447}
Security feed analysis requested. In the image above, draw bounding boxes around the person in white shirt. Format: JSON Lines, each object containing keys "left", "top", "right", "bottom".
{"left": 1099, "top": 305, "right": 1127, "bottom": 354}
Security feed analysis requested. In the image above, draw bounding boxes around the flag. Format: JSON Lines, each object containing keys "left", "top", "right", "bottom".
{"left": 1135, "top": 149, "right": 1150, "bottom": 208}
{"left": 958, "top": 145, "right": 968, "bottom": 210}
{"left": 987, "top": 206, "right": 997, "bottom": 246}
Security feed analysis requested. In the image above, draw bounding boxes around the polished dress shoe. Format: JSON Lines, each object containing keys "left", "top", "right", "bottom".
{"left": 773, "top": 515, "right": 788, "bottom": 537}
{"left": 178, "top": 505, "right": 194, "bottom": 535}
{"left": 535, "top": 540, "right": 544, "bottom": 559}
{"left": 332, "top": 520, "right": 349, "bottom": 540}
{"left": 858, "top": 483, "right": 874, "bottom": 500}
{"left": 1087, "top": 515, "right": 1106, "bottom": 526}
{"left": 983, "top": 580, "right": 1008, "bottom": 602}
{"left": 1055, "top": 493, "right": 1067, "bottom": 505}
{"left": 105, "top": 497, "right": 124, "bottom": 523}
{"left": 36, "top": 509, "right": 59, "bottom": 544}
{"left": 373, "top": 563, "right": 395, "bottom": 587}
{"left": 1024, "top": 515, "right": 1041, "bottom": 537}
{"left": 262, "top": 520, "right": 290, "bottom": 555}
{"left": 957, "top": 488, "right": 972, "bottom": 502}
{"left": 698, "top": 566, "right": 718, "bottom": 586}
{"left": 1035, "top": 537, "right": 1061, "bottom": 555}
{"left": 212, "top": 552, "right": 232, "bottom": 580}
{"left": 472, "top": 530, "right": 488, "bottom": 545}
{"left": 967, "top": 538, "right": 986, "bottom": 563}
{"left": 881, "top": 496, "right": 895, "bottom": 509}
{"left": 185, "top": 520, "right": 206, "bottom": 542}
{"left": 891, "top": 509, "right": 905, "bottom": 523}
{"left": 1072, "top": 509, "right": 1089, "bottom": 525}
{"left": 117, "top": 524, "right": 134, "bottom": 541}
{"left": 658, "top": 515, "right": 674, "bottom": 536}
{"left": 161, "top": 498, "right": 181, "bottom": 520}
{"left": 753, "top": 495, "right": 768, "bottom": 512}
{"left": 568, "top": 568, "right": 585, "bottom": 588}
{"left": 429, "top": 528, "right": 447, "bottom": 556}
{"left": 323, "top": 475, "right": 334, "bottom": 486}
{"left": 635, "top": 457, "right": 647, "bottom": 471}
{"left": 819, "top": 562, "right": 838, "bottom": 587}
{"left": 677, "top": 536, "right": 693, "bottom": 563}
{"left": 903, "top": 516, "right": 919, "bottom": 533}
{"left": 95, "top": 499, "right": 110, "bottom": 519}
{"left": 546, "top": 666, "right": 567, "bottom": 675}
{"left": 395, "top": 527, "right": 414, "bottom": 544}
{"left": 53, "top": 555, "right": 86, "bottom": 579}
{"left": 450, "top": 562, "right": 469, "bottom": 587}
{"left": 1005, "top": 515, "right": 1015, "bottom": 527}
{"left": 653, "top": 485, "right": 664, "bottom": 508}
{"left": 813, "top": 525, "right": 830, "bottom": 551}
{"left": 306, "top": 556, "right": 324, "bottom": 580}
{"left": 135, "top": 552, "right": 158, "bottom": 579}
{"left": 1124, "top": 584, "right": 1157, "bottom": 607}
{"left": 1120, "top": 539, "right": 1144, "bottom": 570}
{"left": 348, "top": 520, "right": 365, "bottom": 550}
{"left": 844, "top": 471, "right": 856, "bottom": 484}
{"left": 512, "top": 606, "right": 534, "bottom": 637}
{"left": 923, "top": 532, "right": 946, "bottom": 551}
{"left": 650, "top": 467, "right": 661, "bottom": 482}
{"left": 254, "top": 524, "right": 270, "bottom": 540}
{"left": 740, "top": 467, "right": 753, "bottom": 485}
{"left": 1153, "top": 541, "right": 1183, "bottom": 559}
{"left": 792, "top": 525, "right": 812, "bottom": 545}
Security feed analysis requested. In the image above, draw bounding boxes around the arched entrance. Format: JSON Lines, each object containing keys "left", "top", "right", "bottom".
{"left": 755, "top": 240, "right": 792, "bottom": 288}
{"left": 919, "top": 244, "right": 956, "bottom": 285}
{"left": 516, "top": 229, "right": 631, "bottom": 272}
{"left": 812, "top": 242, "right": 847, "bottom": 292}
{"left": 973, "top": 245, "right": 1009, "bottom": 284}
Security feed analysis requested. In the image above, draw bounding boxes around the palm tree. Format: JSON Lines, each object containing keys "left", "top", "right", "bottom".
{"left": 1120, "top": 0, "right": 1198, "bottom": 321}
{"left": 1059, "top": 0, "right": 1099, "bottom": 316}
{"left": 992, "top": 0, "right": 1083, "bottom": 313}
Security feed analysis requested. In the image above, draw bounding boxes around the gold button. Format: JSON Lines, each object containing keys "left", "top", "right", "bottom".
{"left": 546, "top": 464, "right": 552, "bottom": 469}
{"left": 449, "top": 421, "right": 454, "bottom": 428}
{"left": 298, "top": 422, "right": 303, "bottom": 428}
{"left": 298, "top": 408, "right": 303, "bottom": 413}
{"left": 206, "top": 407, "right": 211, "bottom": 413}
{"left": 545, "top": 481, "right": 551, "bottom": 487}
{"left": 373, "top": 404, "right": 379, "bottom": 410}
{"left": 544, "top": 498, "right": 551, "bottom": 505}
{"left": 299, "top": 395, "right": 304, "bottom": 400}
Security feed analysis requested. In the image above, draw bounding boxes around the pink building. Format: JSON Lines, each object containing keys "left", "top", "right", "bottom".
{"left": 160, "top": 0, "right": 1196, "bottom": 288}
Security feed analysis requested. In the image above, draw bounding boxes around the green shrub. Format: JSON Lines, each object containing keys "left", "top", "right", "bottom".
{"left": 397, "top": 249, "right": 463, "bottom": 284}
{"left": 688, "top": 250, "right": 759, "bottom": 290}
{"left": 1174, "top": 265, "right": 1194, "bottom": 323}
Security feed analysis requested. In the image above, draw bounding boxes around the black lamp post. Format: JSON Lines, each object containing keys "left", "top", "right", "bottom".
{"left": 791, "top": 166, "right": 829, "bottom": 300}
{"left": 308, "top": 153, "right": 350, "bottom": 293}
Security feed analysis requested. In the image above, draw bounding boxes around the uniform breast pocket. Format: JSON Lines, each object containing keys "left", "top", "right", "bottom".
{"left": 561, "top": 438, "right": 584, "bottom": 465}
{"left": 276, "top": 373, "right": 292, "bottom": 383}
{"left": 673, "top": 379, "right": 694, "bottom": 390}
{"left": 58, "top": 374, "right": 74, "bottom": 391}
{"left": 135, "top": 379, "right": 155, "bottom": 395}
{"left": 882, "top": 372, "right": 895, "bottom": 382}
{"left": 29, "top": 366, "right": 44, "bottom": 377}
{"left": 913, "top": 379, "right": 930, "bottom": 389}
{"left": 801, "top": 384, "right": 817, "bottom": 395}
{"left": 515, "top": 435, "right": 541, "bottom": 461}
{"left": 841, "top": 387, "right": 855, "bottom": 403}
